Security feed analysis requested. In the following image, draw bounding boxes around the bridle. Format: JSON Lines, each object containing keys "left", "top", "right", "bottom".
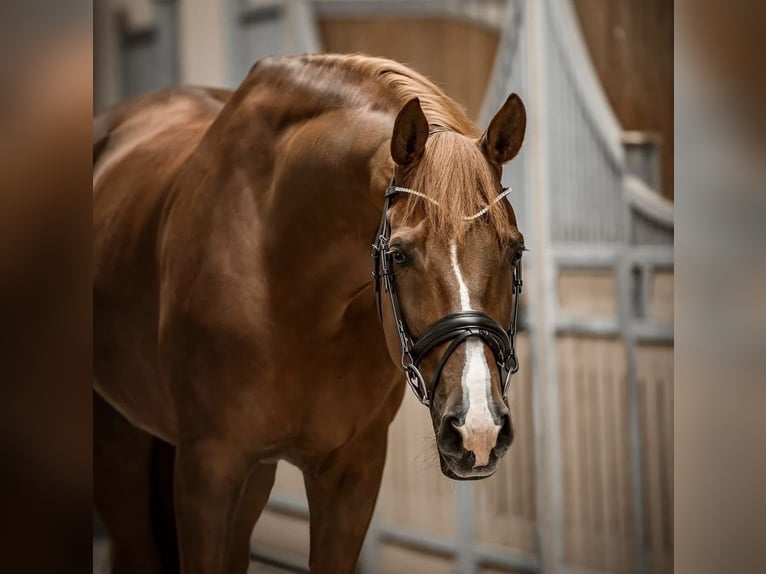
{"left": 371, "top": 176, "right": 522, "bottom": 407}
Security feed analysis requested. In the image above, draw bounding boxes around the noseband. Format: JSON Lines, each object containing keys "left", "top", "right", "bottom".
{"left": 371, "top": 177, "right": 522, "bottom": 407}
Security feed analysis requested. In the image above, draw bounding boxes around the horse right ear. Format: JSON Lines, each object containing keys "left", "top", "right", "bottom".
{"left": 482, "top": 93, "right": 526, "bottom": 165}
{"left": 391, "top": 98, "right": 428, "bottom": 167}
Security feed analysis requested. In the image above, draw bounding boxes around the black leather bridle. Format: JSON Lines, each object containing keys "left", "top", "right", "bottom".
{"left": 372, "top": 176, "right": 522, "bottom": 407}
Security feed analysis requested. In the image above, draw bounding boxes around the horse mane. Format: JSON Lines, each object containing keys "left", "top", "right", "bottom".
{"left": 244, "top": 54, "right": 518, "bottom": 243}
{"left": 324, "top": 53, "right": 480, "bottom": 136}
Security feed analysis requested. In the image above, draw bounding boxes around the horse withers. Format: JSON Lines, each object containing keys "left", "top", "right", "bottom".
{"left": 93, "top": 54, "right": 526, "bottom": 574}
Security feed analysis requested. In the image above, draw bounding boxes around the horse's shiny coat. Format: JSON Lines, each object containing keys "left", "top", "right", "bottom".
{"left": 93, "top": 54, "right": 526, "bottom": 574}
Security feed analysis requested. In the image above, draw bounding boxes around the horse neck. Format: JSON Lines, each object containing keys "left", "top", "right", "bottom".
{"left": 258, "top": 109, "right": 394, "bottom": 335}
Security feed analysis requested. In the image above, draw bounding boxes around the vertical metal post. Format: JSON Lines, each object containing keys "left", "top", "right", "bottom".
{"left": 619, "top": 220, "right": 647, "bottom": 574}
{"left": 358, "top": 514, "right": 381, "bottom": 574}
{"left": 527, "top": 0, "right": 564, "bottom": 571}
{"left": 455, "top": 483, "right": 477, "bottom": 574}
{"left": 618, "top": 115, "right": 647, "bottom": 574}
{"left": 285, "top": 0, "right": 322, "bottom": 54}
{"left": 640, "top": 264, "right": 653, "bottom": 321}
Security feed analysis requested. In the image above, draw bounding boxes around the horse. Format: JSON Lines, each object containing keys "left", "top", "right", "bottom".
{"left": 93, "top": 53, "right": 526, "bottom": 574}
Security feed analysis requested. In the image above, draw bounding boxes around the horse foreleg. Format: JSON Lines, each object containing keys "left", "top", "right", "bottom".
{"left": 303, "top": 431, "right": 387, "bottom": 574}
{"left": 226, "top": 462, "right": 277, "bottom": 574}
{"left": 173, "top": 441, "right": 250, "bottom": 574}
{"left": 94, "top": 392, "right": 177, "bottom": 574}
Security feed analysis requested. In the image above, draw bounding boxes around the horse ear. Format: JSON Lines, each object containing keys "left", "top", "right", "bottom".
{"left": 391, "top": 97, "right": 429, "bottom": 167}
{"left": 482, "top": 93, "right": 526, "bottom": 165}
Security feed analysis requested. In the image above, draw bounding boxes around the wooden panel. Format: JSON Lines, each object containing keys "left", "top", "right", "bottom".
{"left": 636, "top": 344, "right": 673, "bottom": 574}
{"left": 380, "top": 544, "right": 454, "bottom": 574}
{"left": 558, "top": 336, "right": 633, "bottom": 573}
{"left": 474, "top": 334, "right": 537, "bottom": 554}
{"left": 377, "top": 382, "right": 457, "bottom": 537}
{"left": 481, "top": 567, "right": 535, "bottom": 574}
{"left": 178, "top": 0, "right": 228, "bottom": 86}
{"left": 572, "top": 0, "right": 674, "bottom": 199}
{"left": 318, "top": 16, "right": 499, "bottom": 120}
{"left": 649, "top": 270, "right": 673, "bottom": 324}
{"left": 251, "top": 463, "right": 309, "bottom": 563}
{"left": 269, "top": 461, "right": 307, "bottom": 503}
{"left": 558, "top": 268, "right": 616, "bottom": 319}
{"left": 250, "top": 509, "right": 310, "bottom": 563}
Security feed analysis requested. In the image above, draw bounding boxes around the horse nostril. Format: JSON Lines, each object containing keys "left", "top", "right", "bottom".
{"left": 497, "top": 413, "right": 514, "bottom": 450}
{"left": 437, "top": 415, "right": 464, "bottom": 458}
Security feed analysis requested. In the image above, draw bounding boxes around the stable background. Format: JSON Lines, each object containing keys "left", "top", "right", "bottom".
{"left": 93, "top": 1, "right": 673, "bottom": 573}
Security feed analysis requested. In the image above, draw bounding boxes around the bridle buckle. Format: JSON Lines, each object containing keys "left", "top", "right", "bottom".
{"left": 405, "top": 365, "right": 430, "bottom": 406}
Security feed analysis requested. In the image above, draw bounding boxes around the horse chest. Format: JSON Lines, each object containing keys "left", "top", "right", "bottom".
{"left": 284, "top": 368, "right": 404, "bottom": 463}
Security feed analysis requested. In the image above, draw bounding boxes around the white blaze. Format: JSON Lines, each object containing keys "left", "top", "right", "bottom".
{"left": 449, "top": 242, "right": 501, "bottom": 468}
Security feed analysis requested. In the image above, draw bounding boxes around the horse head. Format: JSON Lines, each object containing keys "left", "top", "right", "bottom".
{"left": 378, "top": 94, "right": 527, "bottom": 479}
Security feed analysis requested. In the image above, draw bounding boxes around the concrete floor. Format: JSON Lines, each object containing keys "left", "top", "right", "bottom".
{"left": 93, "top": 539, "right": 292, "bottom": 573}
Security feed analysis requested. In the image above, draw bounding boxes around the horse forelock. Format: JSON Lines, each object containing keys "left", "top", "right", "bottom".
{"left": 399, "top": 131, "right": 519, "bottom": 246}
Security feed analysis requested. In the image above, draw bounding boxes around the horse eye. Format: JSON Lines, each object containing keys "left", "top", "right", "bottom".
{"left": 390, "top": 249, "right": 408, "bottom": 265}
{"left": 510, "top": 249, "right": 523, "bottom": 266}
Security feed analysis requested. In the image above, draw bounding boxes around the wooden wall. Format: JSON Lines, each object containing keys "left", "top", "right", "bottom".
{"left": 636, "top": 344, "right": 673, "bottom": 574}
{"left": 572, "top": 0, "right": 674, "bottom": 199}
{"left": 558, "top": 335, "right": 635, "bottom": 572}
{"left": 318, "top": 16, "right": 500, "bottom": 120}
{"left": 556, "top": 265, "right": 673, "bottom": 574}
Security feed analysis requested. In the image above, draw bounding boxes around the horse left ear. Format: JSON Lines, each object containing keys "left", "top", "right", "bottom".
{"left": 482, "top": 93, "right": 526, "bottom": 165}
{"left": 391, "top": 97, "right": 429, "bottom": 167}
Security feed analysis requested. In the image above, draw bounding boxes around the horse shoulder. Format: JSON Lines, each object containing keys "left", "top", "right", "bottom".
{"left": 93, "top": 88, "right": 230, "bottom": 439}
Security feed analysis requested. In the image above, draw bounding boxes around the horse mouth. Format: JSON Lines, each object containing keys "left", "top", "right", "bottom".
{"left": 438, "top": 452, "right": 498, "bottom": 481}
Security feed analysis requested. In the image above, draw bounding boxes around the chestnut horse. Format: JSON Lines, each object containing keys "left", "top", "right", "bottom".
{"left": 93, "top": 54, "right": 526, "bottom": 574}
